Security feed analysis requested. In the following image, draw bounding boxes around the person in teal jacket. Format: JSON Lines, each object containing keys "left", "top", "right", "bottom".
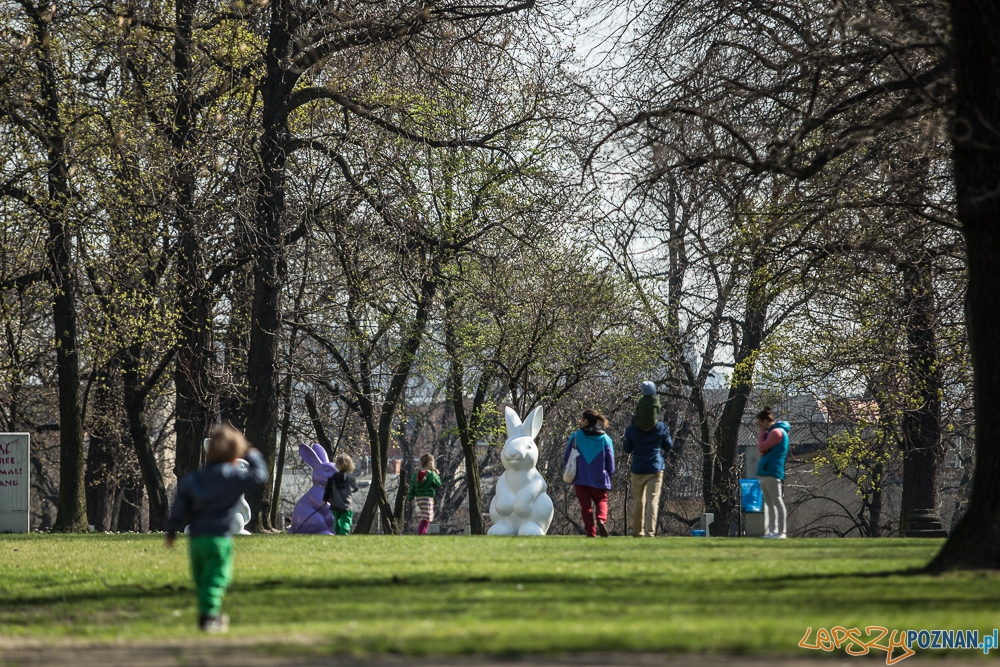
{"left": 756, "top": 406, "right": 789, "bottom": 539}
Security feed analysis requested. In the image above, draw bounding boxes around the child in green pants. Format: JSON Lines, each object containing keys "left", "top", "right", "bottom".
{"left": 165, "top": 425, "right": 267, "bottom": 632}
{"left": 323, "top": 453, "right": 359, "bottom": 535}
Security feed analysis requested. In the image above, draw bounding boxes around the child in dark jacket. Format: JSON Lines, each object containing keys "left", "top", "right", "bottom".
{"left": 165, "top": 425, "right": 268, "bottom": 633}
{"left": 323, "top": 453, "right": 359, "bottom": 535}
{"left": 407, "top": 454, "right": 442, "bottom": 534}
{"left": 622, "top": 381, "right": 673, "bottom": 537}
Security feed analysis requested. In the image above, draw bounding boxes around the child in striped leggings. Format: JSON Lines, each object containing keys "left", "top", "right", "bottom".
{"left": 406, "top": 453, "right": 442, "bottom": 535}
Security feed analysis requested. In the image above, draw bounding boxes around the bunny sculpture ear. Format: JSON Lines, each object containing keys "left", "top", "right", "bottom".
{"left": 203, "top": 438, "right": 211, "bottom": 453}
{"left": 298, "top": 443, "right": 322, "bottom": 469}
{"left": 504, "top": 406, "right": 523, "bottom": 439}
{"left": 525, "top": 405, "right": 544, "bottom": 439}
{"left": 311, "top": 443, "right": 330, "bottom": 464}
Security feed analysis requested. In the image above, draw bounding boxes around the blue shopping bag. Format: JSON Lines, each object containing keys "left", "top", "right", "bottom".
{"left": 740, "top": 478, "right": 763, "bottom": 513}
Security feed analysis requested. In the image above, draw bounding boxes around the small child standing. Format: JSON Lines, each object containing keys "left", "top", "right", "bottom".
{"left": 406, "top": 453, "right": 442, "bottom": 535}
{"left": 323, "top": 453, "right": 359, "bottom": 535}
{"left": 164, "top": 425, "right": 267, "bottom": 633}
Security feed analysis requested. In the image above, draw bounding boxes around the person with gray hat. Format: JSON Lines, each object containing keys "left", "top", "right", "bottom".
{"left": 622, "top": 381, "right": 673, "bottom": 537}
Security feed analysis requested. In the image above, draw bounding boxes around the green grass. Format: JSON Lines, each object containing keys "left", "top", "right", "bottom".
{"left": 1, "top": 535, "right": 998, "bottom": 657}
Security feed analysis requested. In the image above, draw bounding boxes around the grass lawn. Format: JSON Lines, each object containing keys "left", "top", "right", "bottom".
{"left": 1, "top": 535, "right": 998, "bottom": 658}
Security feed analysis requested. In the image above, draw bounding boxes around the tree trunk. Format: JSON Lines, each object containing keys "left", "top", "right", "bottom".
{"left": 4, "top": 320, "right": 24, "bottom": 432}
{"left": 171, "top": 0, "right": 214, "bottom": 483}
{"left": 356, "top": 450, "right": 391, "bottom": 533}
{"left": 244, "top": 1, "right": 294, "bottom": 531}
{"left": 444, "top": 304, "right": 487, "bottom": 535}
{"left": 173, "top": 246, "right": 213, "bottom": 481}
{"left": 84, "top": 432, "right": 117, "bottom": 533}
{"left": 304, "top": 393, "right": 334, "bottom": 458}
{"left": 219, "top": 266, "right": 252, "bottom": 430}
{"left": 868, "top": 460, "right": 884, "bottom": 537}
{"left": 392, "top": 439, "right": 413, "bottom": 534}
{"left": 271, "top": 265, "right": 307, "bottom": 528}
{"left": 36, "top": 17, "right": 87, "bottom": 532}
{"left": 709, "top": 258, "right": 769, "bottom": 534}
{"left": 455, "top": 424, "right": 485, "bottom": 535}
{"left": 122, "top": 346, "right": 169, "bottom": 531}
{"left": 929, "top": 0, "right": 1000, "bottom": 570}
{"left": 243, "top": 225, "right": 284, "bottom": 531}
{"left": 898, "top": 262, "right": 944, "bottom": 534}
{"left": 271, "top": 373, "right": 293, "bottom": 528}
{"left": 115, "top": 475, "right": 144, "bottom": 533}
{"left": 355, "top": 274, "right": 438, "bottom": 534}
{"left": 85, "top": 365, "right": 118, "bottom": 532}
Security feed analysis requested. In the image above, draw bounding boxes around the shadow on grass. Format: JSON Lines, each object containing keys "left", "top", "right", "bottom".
{"left": 744, "top": 566, "right": 928, "bottom": 584}
{"left": 6, "top": 572, "right": 628, "bottom": 608}
{"left": 0, "top": 566, "right": 942, "bottom": 612}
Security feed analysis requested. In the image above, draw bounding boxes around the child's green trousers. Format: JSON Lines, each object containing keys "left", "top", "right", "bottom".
{"left": 189, "top": 536, "right": 234, "bottom": 616}
{"left": 333, "top": 509, "right": 353, "bottom": 535}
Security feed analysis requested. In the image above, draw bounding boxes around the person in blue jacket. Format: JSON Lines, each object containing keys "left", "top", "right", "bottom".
{"left": 165, "top": 425, "right": 268, "bottom": 632}
{"left": 564, "top": 409, "right": 615, "bottom": 537}
{"left": 622, "top": 381, "right": 673, "bottom": 537}
{"left": 756, "top": 406, "right": 790, "bottom": 539}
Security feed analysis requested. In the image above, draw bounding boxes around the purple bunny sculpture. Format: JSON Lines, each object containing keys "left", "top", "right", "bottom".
{"left": 289, "top": 443, "right": 337, "bottom": 535}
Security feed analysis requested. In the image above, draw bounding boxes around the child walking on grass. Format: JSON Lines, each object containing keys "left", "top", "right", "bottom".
{"left": 323, "top": 453, "right": 359, "bottom": 535}
{"left": 165, "top": 425, "right": 267, "bottom": 633}
{"left": 406, "top": 453, "right": 442, "bottom": 535}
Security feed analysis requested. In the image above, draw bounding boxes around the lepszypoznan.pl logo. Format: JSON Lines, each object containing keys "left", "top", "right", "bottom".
{"left": 799, "top": 627, "right": 999, "bottom": 664}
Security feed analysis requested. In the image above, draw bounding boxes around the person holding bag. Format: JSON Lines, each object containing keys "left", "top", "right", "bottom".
{"left": 563, "top": 409, "right": 615, "bottom": 537}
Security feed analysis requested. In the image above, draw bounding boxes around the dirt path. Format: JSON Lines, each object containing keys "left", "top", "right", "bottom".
{"left": 0, "top": 646, "right": 988, "bottom": 667}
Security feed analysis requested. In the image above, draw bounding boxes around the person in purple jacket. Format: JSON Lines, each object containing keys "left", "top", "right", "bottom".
{"left": 564, "top": 409, "right": 616, "bottom": 537}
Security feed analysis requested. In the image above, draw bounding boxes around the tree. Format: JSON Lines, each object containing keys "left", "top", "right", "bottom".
{"left": 116, "top": 0, "right": 265, "bottom": 482}
{"left": 239, "top": 0, "right": 538, "bottom": 530}
{"left": 928, "top": 0, "right": 1000, "bottom": 570}
{"left": 297, "top": 134, "right": 554, "bottom": 533}
{"left": 0, "top": 0, "right": 106, "bottom": 531}
{"left": 590, "top": 0, "right": 960, "bottom": 537}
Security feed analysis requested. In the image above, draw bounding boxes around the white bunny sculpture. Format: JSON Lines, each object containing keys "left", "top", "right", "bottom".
{"left": 487, "top": 406, "right": 554, "bottom": 536}
{"left": 184, "top": 438, "right": 252, "bottom": 536}
{"left": 230, "top": 458, "right": 253, "bottom": 536}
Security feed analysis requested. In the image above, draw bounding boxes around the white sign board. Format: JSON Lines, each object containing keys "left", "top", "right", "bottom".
{"left": 0, "top": 433, "right": 29, "bottom": 533}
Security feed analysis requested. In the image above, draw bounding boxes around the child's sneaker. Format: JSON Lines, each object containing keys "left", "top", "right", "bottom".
{"left": 200, "top": 614, "right": 230, "bottom": 633}
{"left": 597, "top": 521, "right": 609, "bottom": 538}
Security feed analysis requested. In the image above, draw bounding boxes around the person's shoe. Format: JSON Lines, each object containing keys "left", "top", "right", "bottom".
{"left": 597, "top": 521, "right": 609, "bottom": 538}
{"left": 201, "top": 614, "right": 230, "bottom": 633}
{"left": 775, "top": 533, "right": 787, "bottom": 539}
